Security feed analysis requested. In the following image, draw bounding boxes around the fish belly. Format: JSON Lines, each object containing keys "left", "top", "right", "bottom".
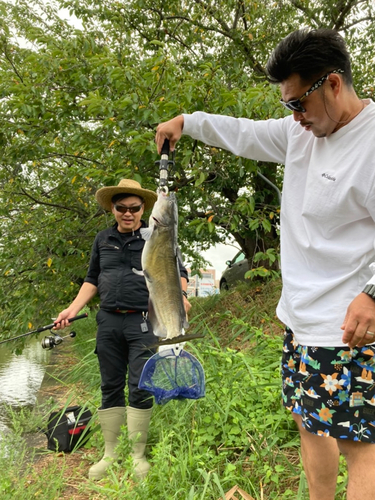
{"left": 142, "top": 231, "right": 186, "bottom": 340}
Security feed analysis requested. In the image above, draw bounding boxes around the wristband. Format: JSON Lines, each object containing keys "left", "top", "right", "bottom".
{"left": 182, "top": 290, "right": 188, "bottom": 298}
{"left": 362, "top": 284, "right": 375, "bottom": 300}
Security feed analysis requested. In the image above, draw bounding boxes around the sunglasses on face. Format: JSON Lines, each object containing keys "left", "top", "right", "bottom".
{"left": 114, "top": 203, "right": 143, "bottom": 214}
{"left": 280, "top": 69, "right": 344, "bottom": 113}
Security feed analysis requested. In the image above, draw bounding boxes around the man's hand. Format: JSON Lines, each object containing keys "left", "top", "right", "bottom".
{"left": 183, "top": 295, "right": 191, "bottom": 315}
{"left": 53, "top": 308, "right": 80, "bottom": 330}
{"left": 53, "top": 283, "right": 96, "bottom": 329}
{"left": 155, "top": 115, "right": 184, "bottom": 153}
{"left": 341, "top": 293, "right": 375, "bottom": 348}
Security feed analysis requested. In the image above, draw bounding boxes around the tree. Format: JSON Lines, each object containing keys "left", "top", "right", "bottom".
{"left": 0, "top": 0, "right": 374, "bottom": 335}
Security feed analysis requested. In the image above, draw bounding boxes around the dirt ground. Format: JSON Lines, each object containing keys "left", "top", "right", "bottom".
{"left": 28, "top": 448, "right": 93, "bottom": 500}
{"left": 27, "top": 347, "right": 98, "bottom": 500}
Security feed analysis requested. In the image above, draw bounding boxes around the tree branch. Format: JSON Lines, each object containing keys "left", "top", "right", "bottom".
{"left": 18, "top": 187, "right": 89, "bottom": 216}
{"left": 342, "top": 15, "right": 374, "bottom": 30}
{"left": 232, "top": 0, "right": 242, "bottom": 30}
{"left": 150, "top": 5, "right": 267, "bottom": 77}
{"left": 332, "top": 0, "right": 358, "bottom": 30}
{"left": 289, "top": 0, "right": 320, "bottom": 28}
{"left": 0, "top": 38, "right": 24, "bottom": 84}
{"left": 39, "top": 153, "right": 105, "bottom": 166}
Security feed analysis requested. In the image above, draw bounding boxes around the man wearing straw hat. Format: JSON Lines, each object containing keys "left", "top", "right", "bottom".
{"left": 55, "top": 179, "right": 190, "bottom": 480}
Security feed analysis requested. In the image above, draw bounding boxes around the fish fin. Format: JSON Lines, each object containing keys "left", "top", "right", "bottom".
{"left": 176, "top": 246, "right": 183, "bottom": 261}
{"left": 132, "top": 268, "right": 152, "bottom": 282}
{"left": 143, "top": 269, "right": 152, "bottom": 282}
{"left": 152, "top": 326, "right": 166, "bottom": 338}
{"left": 148, "top": 299, "right": 166, "bottom": 338}
{"left": 146, "top": 333, "right": 205, "bottom": 349}
{"left": 132, "top": 268, "right": 144, "bottom": 276}
{"left": 140, "top": 227, "right": 154, "bottom": 241}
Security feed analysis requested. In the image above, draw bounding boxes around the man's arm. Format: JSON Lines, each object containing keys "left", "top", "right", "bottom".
{"left": 53, "top": 282, "right": 98, "bottom": 330}
{"left": 181, "top": 277, "right": 191, "bottom": 315}
{"left": 156, "top": 112, "right": 289, "bottom": 164}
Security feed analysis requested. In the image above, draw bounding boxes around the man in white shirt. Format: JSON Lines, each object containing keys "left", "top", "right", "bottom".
{"left": 155, "top": 28, "right": 375, "bottom": 500}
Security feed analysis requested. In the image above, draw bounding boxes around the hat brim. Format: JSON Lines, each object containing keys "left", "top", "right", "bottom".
{"left": 95, "top": 186, "right": 157, "bottom": 212}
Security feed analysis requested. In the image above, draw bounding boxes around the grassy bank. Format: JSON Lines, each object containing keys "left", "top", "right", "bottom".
{"left": 0, "top": 281, "right": 348, "bottom": 499}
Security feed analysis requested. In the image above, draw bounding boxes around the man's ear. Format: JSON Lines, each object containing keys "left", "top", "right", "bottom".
{"left": 328, "top": 73, "right": 342, "bottom": 97}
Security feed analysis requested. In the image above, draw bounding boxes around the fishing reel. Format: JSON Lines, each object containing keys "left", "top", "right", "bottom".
{"left": 41, "top": 330, "right": 76, "bottom": 350}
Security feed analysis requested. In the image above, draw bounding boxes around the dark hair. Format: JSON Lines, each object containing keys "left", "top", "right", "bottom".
{"left": 266, "top": 28, "right": 353, "bottom": 86}
{"left": 111, "top": 193, "right": 144, "bottom": 204}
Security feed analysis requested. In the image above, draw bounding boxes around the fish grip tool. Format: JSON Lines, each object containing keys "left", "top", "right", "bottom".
{"left": 155, "top": 139, "right": 175, "bottom": 193}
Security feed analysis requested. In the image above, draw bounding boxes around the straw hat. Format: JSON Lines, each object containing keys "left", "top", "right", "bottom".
{"left": 95, "top": 179, "right": 157, "bottom": 212}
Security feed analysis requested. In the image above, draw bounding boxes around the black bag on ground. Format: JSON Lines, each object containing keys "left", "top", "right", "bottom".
{"left": 45, "top": 405, "right": 92, "bottom": 452}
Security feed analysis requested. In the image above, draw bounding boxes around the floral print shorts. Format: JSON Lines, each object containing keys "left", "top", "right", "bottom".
{"left": 281, "top": 327, "right": 375, "bottom": 442}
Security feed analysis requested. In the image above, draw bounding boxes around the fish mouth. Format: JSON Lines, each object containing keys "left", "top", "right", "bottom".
{"left": 152, "top": 216, "right": 167, "bottom": 227}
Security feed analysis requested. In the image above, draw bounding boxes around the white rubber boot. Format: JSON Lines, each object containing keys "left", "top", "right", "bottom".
{"left": 88, "top": 406, "right": 126, "bottom": 480}
{"left": 127, "top": 406, "right": 152, "bottom": 480}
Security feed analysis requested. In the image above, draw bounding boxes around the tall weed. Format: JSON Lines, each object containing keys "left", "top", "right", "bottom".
{"left": 1, "top": 283, "right": 348, "bottom": 498}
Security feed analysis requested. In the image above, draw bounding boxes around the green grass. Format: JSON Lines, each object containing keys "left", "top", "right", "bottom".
{"left": 0, "top": 416, "right": 68, "bottom": 500}
{"left": 0, "top": 280, "right": 349, "bottom": 499}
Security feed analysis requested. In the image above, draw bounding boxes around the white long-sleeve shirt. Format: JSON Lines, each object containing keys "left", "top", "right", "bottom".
{"left": 183, "top": 102, "right": 375, "bottom": 346}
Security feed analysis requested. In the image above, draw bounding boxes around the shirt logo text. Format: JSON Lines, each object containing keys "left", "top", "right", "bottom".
{"left": 322, "top": 173, "right": 336, "bottom": 182}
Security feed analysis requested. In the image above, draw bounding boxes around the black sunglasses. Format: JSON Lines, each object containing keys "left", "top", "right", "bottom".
{"left": 114, "top": 203, "right": 143, "bottom": 214}
{"left": 280, "top": 69, "right": 344, "bottom": 113}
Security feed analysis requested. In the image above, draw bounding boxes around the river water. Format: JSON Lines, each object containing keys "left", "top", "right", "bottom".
{"left": 0, "top": 335, "right": 50, "bottom": 435}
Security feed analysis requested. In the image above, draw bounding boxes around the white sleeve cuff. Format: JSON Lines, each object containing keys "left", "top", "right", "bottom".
{"left": 366, "top": 262, "right": 375, "bottom": 285}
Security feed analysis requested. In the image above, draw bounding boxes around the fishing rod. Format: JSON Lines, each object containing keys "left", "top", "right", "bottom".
{"left": 155, "top": 139, "right": 175, "bottom": 192}
{"left": 0, "top": 313, "right": 88, "bottom": 347}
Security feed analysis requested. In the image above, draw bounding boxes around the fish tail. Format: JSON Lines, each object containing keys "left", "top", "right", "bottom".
{"left": 146, "top": 333, "right": 205, "bottom": 349}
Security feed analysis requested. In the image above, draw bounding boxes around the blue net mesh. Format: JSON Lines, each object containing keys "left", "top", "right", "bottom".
{"left": 138, "top": 349, "right": 205, "bottom": 405}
